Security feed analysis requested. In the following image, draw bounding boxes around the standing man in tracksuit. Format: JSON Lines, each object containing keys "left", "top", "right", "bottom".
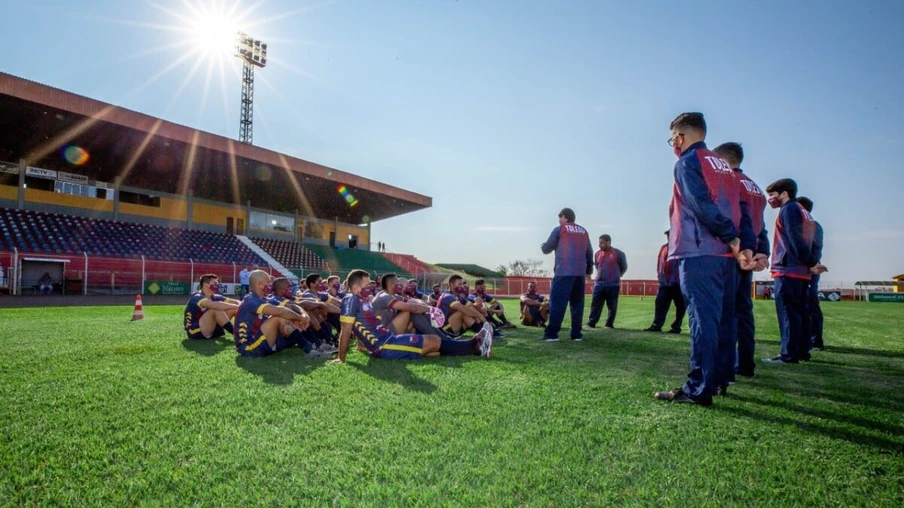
{"left": 643, "top": 230, "right": 686, "bottom": 334}
{"left": 762, "top": 179, "right": 828, "bottom": 364}
{"left": 713, "top": 142, "right": 770, "bottom": 379}
{"left": 540, "top": 207, "right": 594, "bottom": 342}
{"left": 586, "top": 234, "right": 628, "bottom": 329}
{"left": 654, "top": 112, "right": 755, "bottom": 406}
{"left": 796, "top": 197, "right": 826, "bottom": 351}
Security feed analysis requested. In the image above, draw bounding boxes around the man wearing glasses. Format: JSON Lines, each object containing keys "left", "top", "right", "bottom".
{"left": 654, "top": 112, "right": 756, "bottom": 406}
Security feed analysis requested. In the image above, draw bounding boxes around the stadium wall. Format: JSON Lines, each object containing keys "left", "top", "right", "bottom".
{"left": 0, "top": 184, "right": 16, "bottom": 203}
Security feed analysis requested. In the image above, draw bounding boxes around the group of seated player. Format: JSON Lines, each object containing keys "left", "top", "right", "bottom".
{"left": 183, "top": 269, "right": 496, "bottom": 361}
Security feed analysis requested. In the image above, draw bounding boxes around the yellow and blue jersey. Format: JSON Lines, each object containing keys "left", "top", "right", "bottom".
{"left": 184, "top": 292, "right": 226, "bottom": 332}
{"left": 437, "top": 291, "right": 470, "bottom": 320}
{"left": 234, "top": 292, "right": 271, "bottom": 354}
{"left": 340, "top": 293, "right": 394, "bottom": 354}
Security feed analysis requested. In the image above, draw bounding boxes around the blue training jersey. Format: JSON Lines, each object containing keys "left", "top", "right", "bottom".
{"left": 234, "top": 292, "right": 272, "bottom": 353}
{"left": 668, "top": 141, "right": 754, "bottom": 260}
{"left": 656, "top": 244, "right": 680, "bottom": 286}
{"left": 735, "top": 168, "right": 770, "bottom": 256}
{"left": 541, "top": 222, "right": 593, "bottom": 277}
{"left": 594, "top": 247, "right": 627, "bottom": 286}
{"left": 339, "top": 293, "right": 394, "bottom": 354}
{"left": 184, "top": 292, "right": 226, "bottom": 332}
{"left": 771, "top": 200, "right": 817, "bottom": 280}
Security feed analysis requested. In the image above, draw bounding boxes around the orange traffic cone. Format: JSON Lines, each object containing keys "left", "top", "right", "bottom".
{"left": 131, "top": 295, "right": 145, "bottom": 321}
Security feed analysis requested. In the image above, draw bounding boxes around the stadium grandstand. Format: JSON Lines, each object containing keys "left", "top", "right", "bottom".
{"left": 0, "top": 72, "right": 429, "bottom": 295}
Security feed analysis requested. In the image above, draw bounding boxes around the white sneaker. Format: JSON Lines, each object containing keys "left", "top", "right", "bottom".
{"left": 306, "top": 349, "right": 329, "bottom": 358}
{"left": 317, "top": 343, "right": 338, "bottom": 354}
{"left": 477, "top": 323, "right": 493, "bottom": 358}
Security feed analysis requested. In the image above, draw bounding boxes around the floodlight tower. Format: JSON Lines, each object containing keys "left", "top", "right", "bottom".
{"left": 234, "top": 31, "right": 268, "bottom": 144}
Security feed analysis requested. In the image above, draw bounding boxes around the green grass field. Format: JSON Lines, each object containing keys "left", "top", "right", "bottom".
{"left": 1, "top": 298, "right": 902, "bottom": 505}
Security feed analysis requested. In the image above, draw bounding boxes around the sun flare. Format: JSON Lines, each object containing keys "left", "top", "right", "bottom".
{"left": 188, "top": 7, "right": 239, "bottom": 59}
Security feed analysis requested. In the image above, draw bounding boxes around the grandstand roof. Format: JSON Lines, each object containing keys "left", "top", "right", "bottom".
{"left": 0, "top": 72, "right": 431, "bottom": 224}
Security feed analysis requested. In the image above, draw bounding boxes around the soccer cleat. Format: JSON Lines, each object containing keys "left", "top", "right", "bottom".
{"left": 542, "top": 336, "right": 559, "bottom": 342}
{"left": 306, "top": 349, "right": 331, "bottom": 358}
{"left": 667, "top": 328, "right": 681, "bottom": 334}
{"left": 643, "top": 326, "right": 662, "bottom": 332}
{"left": 572, "top": 336, "right": 583, "bottom": 342}
{"left": 477, "top": 323, "right": 493, "bottom": 358}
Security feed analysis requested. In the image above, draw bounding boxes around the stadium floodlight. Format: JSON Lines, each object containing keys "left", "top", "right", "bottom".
{"left": 234, "top": 31, "right": 268, "bottom": 144}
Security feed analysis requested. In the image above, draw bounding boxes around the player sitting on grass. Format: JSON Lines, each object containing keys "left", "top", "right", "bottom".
{"left": 297, "top": 273, "right": 341, "bottom": 343}
{"left": 472, "top": 279, "right": 516, "bottom": 330}
{"left": 184, "top": 274, "right": 241, "bottom": 340}
{"left": 234, "top": 270, "right": 311, "bottom": 357}
{"left": 520, "top": 281, "right": 549, "bottom": 327}
{"left": 436, "top": 275, "right": 489, "bottom": 337}
{"left": 269, "top": 277, "right": 337, "bottom": 356}
{"left": 426, "top": 283, "right": 443, "bottom": 305}
{"left": 330, "top": 269, "right": 492, "bottom": 363}
{"left": 372, "top": 273, "right": 431, "bottom": 334}
{"left": 402, "top": 279, "right": 426, "bottom": 301}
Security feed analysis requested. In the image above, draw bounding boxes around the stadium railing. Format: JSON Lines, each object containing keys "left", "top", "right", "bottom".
{"left": 0, "top": 249, "right": 273, "bottom": 296}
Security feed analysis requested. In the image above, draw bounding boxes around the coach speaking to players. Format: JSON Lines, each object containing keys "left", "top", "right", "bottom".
{"left": 540, "top": 207, "right": 594, "bottom": 343}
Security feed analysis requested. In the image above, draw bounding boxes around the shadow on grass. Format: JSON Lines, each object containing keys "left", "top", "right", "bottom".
{"left": 751, "top": 363, "right": 904, "bottom": 414}
{"left": 181, "top": 336, "right": 232, "bottom": 357}
{"left": 349, "top": 359, "right": 438, "bottom": 394}
{"left": 756, "top": 339, "right": 904, "bottom": 360}
{"left": 714, "top": 404, "right": 904, "bottom": 455}
{"left": 235, "top": 352, "right": 324, "bottom": 386}
{"left": 732, "top": 393, "right": 904, "bottom": 438}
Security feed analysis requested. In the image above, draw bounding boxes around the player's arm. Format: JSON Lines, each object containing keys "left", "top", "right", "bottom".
{"left": 618, "top": 250, "right": 628, "bottom": 277}
{"left": 520, "top": 295, "right": 540, "bottom": 307}
{"left": 585, "top": 235, "right": 594, "bottom": 278}
{"left": 540, "top": 227, "right": 560, "bottom": 254}
{"left": 199, "top": 299, "right": 239, "bottom": 312}
{"left": 675, "top": 158, "right": 738, "bottom": 244}
{"left": 323, "top": 302, "right": 341, "bottom": 314}
{"left": 393, "top": 300, "right": 429, "bottom": 314}
{"left": 331, "top": 320, "right": 354, "bottom": 363}
{"left": 263, "top": 304, "right": 310, "bottom": 328}
{"left": 297, "top": 299, "right": 326, "bottom": 311}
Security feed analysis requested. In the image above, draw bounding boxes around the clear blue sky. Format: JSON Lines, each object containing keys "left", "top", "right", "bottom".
{"left": 3, "top": 0, "right": 903, "bottom": 283}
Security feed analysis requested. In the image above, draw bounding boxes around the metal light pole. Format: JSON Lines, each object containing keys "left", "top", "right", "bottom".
{"left": 234, "top": 31, "right": 268, "bottom": 144}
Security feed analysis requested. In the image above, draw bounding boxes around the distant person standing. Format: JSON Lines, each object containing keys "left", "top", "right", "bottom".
{"left": 713, "top": 142, "right": 770, "bottom": 379}
{"left": 239, "top": 266, "right": 251, "bottom": 297}
{"left": 797, "top": 197, "right": 825, "bottom": 351}
{"left": 586, "top": 234, "right": 628, "bottom": 329}
{"left": 643, "top": 230, "right": 686, "bottom": 334}
{"left": 540, "top": 207, "right": 593, "bottom": 342}
{"left": 653, "top": 112, "right": 755, "bottom": 406}
{"left": 762, "top": 179, "right": 827, "bottom": 365}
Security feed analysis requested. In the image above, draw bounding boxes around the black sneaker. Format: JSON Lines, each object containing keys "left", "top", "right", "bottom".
{"left": 667, "top": 328, "right": 681, "bottom": 334}
{"left": 736, "top": 370, "right": 756, "bottom": 378}
{"left": 715, "top": 385, "right": 728, "bottom": 397}
{"left": 643, "top": 326, "right": 662, "bottom": 332}
{"left": 653, "top": 388, "right": 712, "bottom": 406}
